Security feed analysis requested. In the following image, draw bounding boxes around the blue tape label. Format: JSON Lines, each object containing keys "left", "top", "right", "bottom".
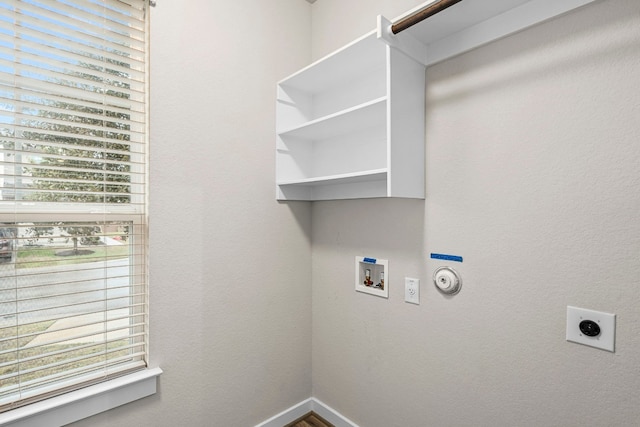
{"left": 363, "top": 257, "right": 377, "bottom": 264}
{"left": 430, "top": 253, "right": 463, "bottom": 263}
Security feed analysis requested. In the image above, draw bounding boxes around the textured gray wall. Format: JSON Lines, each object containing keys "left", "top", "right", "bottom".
{"left": 72, "top": 1, "right": 313, "bottom": 426}
{"left": 310, "top": 0, "right": 640, "bottom": 426}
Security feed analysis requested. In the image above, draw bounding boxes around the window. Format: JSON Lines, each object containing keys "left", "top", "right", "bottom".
{"left": 0, "top": 0, "right": 149, "bottom": 412}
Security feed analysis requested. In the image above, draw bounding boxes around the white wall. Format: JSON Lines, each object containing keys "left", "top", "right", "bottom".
{"left": 311, "top": 0, "right": 640, "bottom": 426}
{"left": 71, "top": 1, "right": 313, "bottom": 426}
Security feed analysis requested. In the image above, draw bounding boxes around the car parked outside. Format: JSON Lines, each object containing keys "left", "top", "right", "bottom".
{"left": 0, "top": 227, "right": 16, "bottom": 262}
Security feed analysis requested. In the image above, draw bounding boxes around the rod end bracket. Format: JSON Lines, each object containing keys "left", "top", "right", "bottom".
{"left": 377, "top": 15, "right": 428, "bottom": 65}
{"left": 376, "top": 15, "right": 394, "bottom": 44}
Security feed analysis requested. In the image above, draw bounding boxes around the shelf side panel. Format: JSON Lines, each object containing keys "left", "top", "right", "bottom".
{"left": 276, "top": 136, "right": 313, "bottom": 183}
{"left": 387, "top": 47, "right": 426, "bottom": 199}
{"left": 277, "top": 85, "right": 313, "bottom": 132}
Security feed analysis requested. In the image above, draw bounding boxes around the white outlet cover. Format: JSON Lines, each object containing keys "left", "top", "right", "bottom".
{"left": 566, "top": 306, "right": 616, "bottom": 352}
{"left": 405, "top": 277, "right": 420, "bottom": 305}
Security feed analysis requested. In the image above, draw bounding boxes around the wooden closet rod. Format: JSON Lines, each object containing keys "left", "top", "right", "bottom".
{"left": 391, "top": 0, "right": 464, "bottom": 34}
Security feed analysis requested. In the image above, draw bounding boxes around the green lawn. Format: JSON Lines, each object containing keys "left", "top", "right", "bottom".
{"left": 0, "top": 320, "right": 132, "bottom": 388}
{"left": 0, "top": 320, "right": 55, "bottom": 386}
{"left": 15, "top": 244, "right": 130, "bottom": 269}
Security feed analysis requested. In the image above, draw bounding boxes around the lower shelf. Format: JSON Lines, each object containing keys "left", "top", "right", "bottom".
{"left": 277, "top": 169, "right": 388, "bottom": 201}
{"left": 277, "top": 168, "right": 387, "bottom": 187}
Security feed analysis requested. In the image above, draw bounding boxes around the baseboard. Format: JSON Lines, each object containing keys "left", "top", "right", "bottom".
{"left": 255, "top": 397, "right": 359, "bottom": 427}
{"left": 309, "top": 398, "right": 359, "bottom": 427}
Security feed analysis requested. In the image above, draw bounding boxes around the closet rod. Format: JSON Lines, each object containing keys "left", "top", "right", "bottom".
{"left": 391, "top": 0, "right": 464, "bottom": 34}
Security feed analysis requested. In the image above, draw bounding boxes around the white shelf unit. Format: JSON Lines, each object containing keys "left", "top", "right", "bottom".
{"left": 276, "top": 30, "right": 426, "bottom": 201}
{"left": 275, "top": 0, "right": 600, "bottom": 201}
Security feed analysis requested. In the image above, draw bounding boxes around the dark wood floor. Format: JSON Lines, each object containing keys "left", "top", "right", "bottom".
{"left": 285, "top": 411, "right": 334, "bottom": 427}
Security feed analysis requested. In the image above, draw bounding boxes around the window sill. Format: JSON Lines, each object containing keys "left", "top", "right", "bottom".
{"left": 0, "top": 367, "right": 162, "bottom": 427}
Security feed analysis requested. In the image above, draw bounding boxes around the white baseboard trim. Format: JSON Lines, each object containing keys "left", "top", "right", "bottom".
{"left": 310, "top": 398, "right": 360, "bottom": 427}
{"left": 255, "top": 397, "right": 359, "bottom": 427}
{"left": 255, "top": 398, "right": 313, "bottom": 427}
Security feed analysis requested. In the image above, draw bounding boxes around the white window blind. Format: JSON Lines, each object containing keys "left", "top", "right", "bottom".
{"left": 0, "top": 0, "right": 149, "bottom": 412}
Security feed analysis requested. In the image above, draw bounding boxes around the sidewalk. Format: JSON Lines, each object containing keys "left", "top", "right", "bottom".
{"left": 25, "top": 309, "right": 130, "bottom": 347}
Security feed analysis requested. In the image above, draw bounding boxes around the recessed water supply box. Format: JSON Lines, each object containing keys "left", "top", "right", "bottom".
{"left": 355, "top": 256, "right": 388, "bottom": 298}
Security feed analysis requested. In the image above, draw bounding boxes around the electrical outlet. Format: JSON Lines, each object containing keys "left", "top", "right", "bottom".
{"left": 405, "top": 277, "right": 420, "bottom": 305}
{"left": 566, "top": 306, "right": 616, "bottom": 352}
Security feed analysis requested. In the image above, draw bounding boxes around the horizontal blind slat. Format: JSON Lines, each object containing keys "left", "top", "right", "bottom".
{"left": 0, "top": 85, "right": 147, "bottom": 124}
{"left": 0, "top": 24, "right": 145, "bottom": 70}
{"left": 1, "top": 346, "right": 146, "bottom": 383}
{"left": 0, "top": 72, "right": 146, "bottom": 107}
{"left": 1, "top": 4, "right": 146, "bottom": 56}
{"left": 0, "top": 58, "right": 145, "bottom": 101}
{"left": 0, "top": 203, "right": 146, "bottom": 214}
{"left": 0, "top": 139, "right": 144, "bottom": 160}
{"left": 0, "top": 36, "right": 146, "bottom": 82}
{"left": 5, "top": 260, "right": 145, "bottom": 277}
{"left": 0, "top": 44, "right": 145, "bottom": 89}
{"left": 4, "top": 114, "right": 145, "bottom": 143}
{"left": 0, "top": 307, "right": 146, "bottom": 341}
{"left": 0, "top": 328, "right": 145, "bottom": 365}
{"left": 1, "top": 158, "right": 143, "bottom": 172}
{"left": 6, "top": 188, "right": 143, "bottom": 201}
{"left": 14, "top": 285, "right": 144, "bottom": 304}
{"left": 0, "top": 74, "right": 145, "bottom": 111}
{"left": 0, "top": 313, "right": 145, "bottom": 348}
{"left": 5, "top": 0, "right": 147, "bottom": 30}
{"left": 10, "top": 294, "right": 146, "bottom": 317}
{"left": 13, "top": 0, "right": 146, "bottom": 41}
{"left": 0, "top": 155, "right": 143, "bottom": 174}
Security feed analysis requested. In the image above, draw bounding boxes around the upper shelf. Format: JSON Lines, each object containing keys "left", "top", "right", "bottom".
{"left": 377, "top": 0, "right": 600, "bottom": 66}
{"left": 402, "top": 0, "right": 531, "bottom": 43}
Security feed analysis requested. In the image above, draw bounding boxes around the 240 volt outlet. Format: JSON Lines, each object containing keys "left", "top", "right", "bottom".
{"left": 566, "top": 306, "right": 615, "bottom": 352}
